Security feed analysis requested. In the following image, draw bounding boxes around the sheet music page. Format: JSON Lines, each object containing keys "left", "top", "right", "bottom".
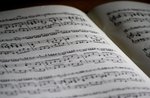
{"left": 0, "top": 5, "right": 150, "bottom": 98}
{"left": 88, "top": 1, "right": 150, "bottom": 76}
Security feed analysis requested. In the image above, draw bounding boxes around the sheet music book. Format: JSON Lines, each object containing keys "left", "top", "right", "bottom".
{"left": 0, "top": 1, "right": 150, "bottom": 98}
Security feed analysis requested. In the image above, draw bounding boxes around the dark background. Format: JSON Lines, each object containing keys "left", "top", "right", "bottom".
{"left": 0, "top": 0, "right": 150, "bottom": 12}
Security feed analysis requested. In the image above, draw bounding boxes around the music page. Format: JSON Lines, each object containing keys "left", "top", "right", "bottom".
{"left": 88, "top": 1, "right": 150, "bottom": 76}
{"left": 0, "top": 5, "right": 150, "bottom": 98}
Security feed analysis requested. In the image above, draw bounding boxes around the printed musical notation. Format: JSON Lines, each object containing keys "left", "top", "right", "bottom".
{"left": 108, "top": 12, "right": 150, "bottom": 23}
{"left": 0, "top": 69, "right": 145, "bottom": 96}
{"left": 107, "top": 10, "right": 150, "bottom": 29}
{"left": 107, "top": 8, "right": 150, "bottom": 20}
{"left": 107, "top": 8, "right": 150, "bottom": 44}
{"left": 0, "top": 51, "right": 125, "bottom": 75}
{"left": 54, "top": 89, "right": 150, "bottom": 98}
{"left": 0, "top": 66, "right": 134, "bottom": 82}
{"left": 0, "top": 34, "right": 108, "bottom": 55}
{"left": 107, "top": 8, "right": 150, "bottom": 58}
{"left": 0, "top": 12, "right": 82, "bottom": 23}
{"left": 0, "top": 29, "right": 98, "bottom": 42}
{"left": 0, "top": 15, "right": 91, "bottom": 35}
{"left": 105, "top": 92, "right": 150, "bottom": 98}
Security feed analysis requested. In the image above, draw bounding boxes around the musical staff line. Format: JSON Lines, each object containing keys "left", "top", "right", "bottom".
{"left": 0, "top": 34, "right": 108, "bottom": 55}
{"left": 0, "top": 51, "right": 125, "bottom": 75}
{"left": 0, "top": 15, "right": 92, "bottom": 35}
{"left": 0, "top": 66, "right": 134, "bottom": 82}
{"left": 107, "top": 8, "right": 150, "bottom": 15}
{"left": 0, "top": 29, "right": 98, "bottom": 42}
{"left": 53, "top": 88, "right": 150, "bottom": 98}
{"left": 0, "top": 12, "right": 82, "bottom": 23}
{"left": 0, "top": 34, "right": 106, "bottom": 49}
{"left": 0, "top": 70, "right": 144, "bottom": 96}
{"left": 107, "top": 8, "right": 150, "bottom": 45}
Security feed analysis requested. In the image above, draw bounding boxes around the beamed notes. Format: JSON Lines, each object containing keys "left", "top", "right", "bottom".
{"left": 107, "top": 8, "right": 150, "bottom": 59}
{"left": 0, "top": 5, "right": 150, "bottom": 98}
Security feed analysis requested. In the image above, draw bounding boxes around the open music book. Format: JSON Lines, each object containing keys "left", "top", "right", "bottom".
{"left": 0, "top": 1, "right": 150, "bottom": 98}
